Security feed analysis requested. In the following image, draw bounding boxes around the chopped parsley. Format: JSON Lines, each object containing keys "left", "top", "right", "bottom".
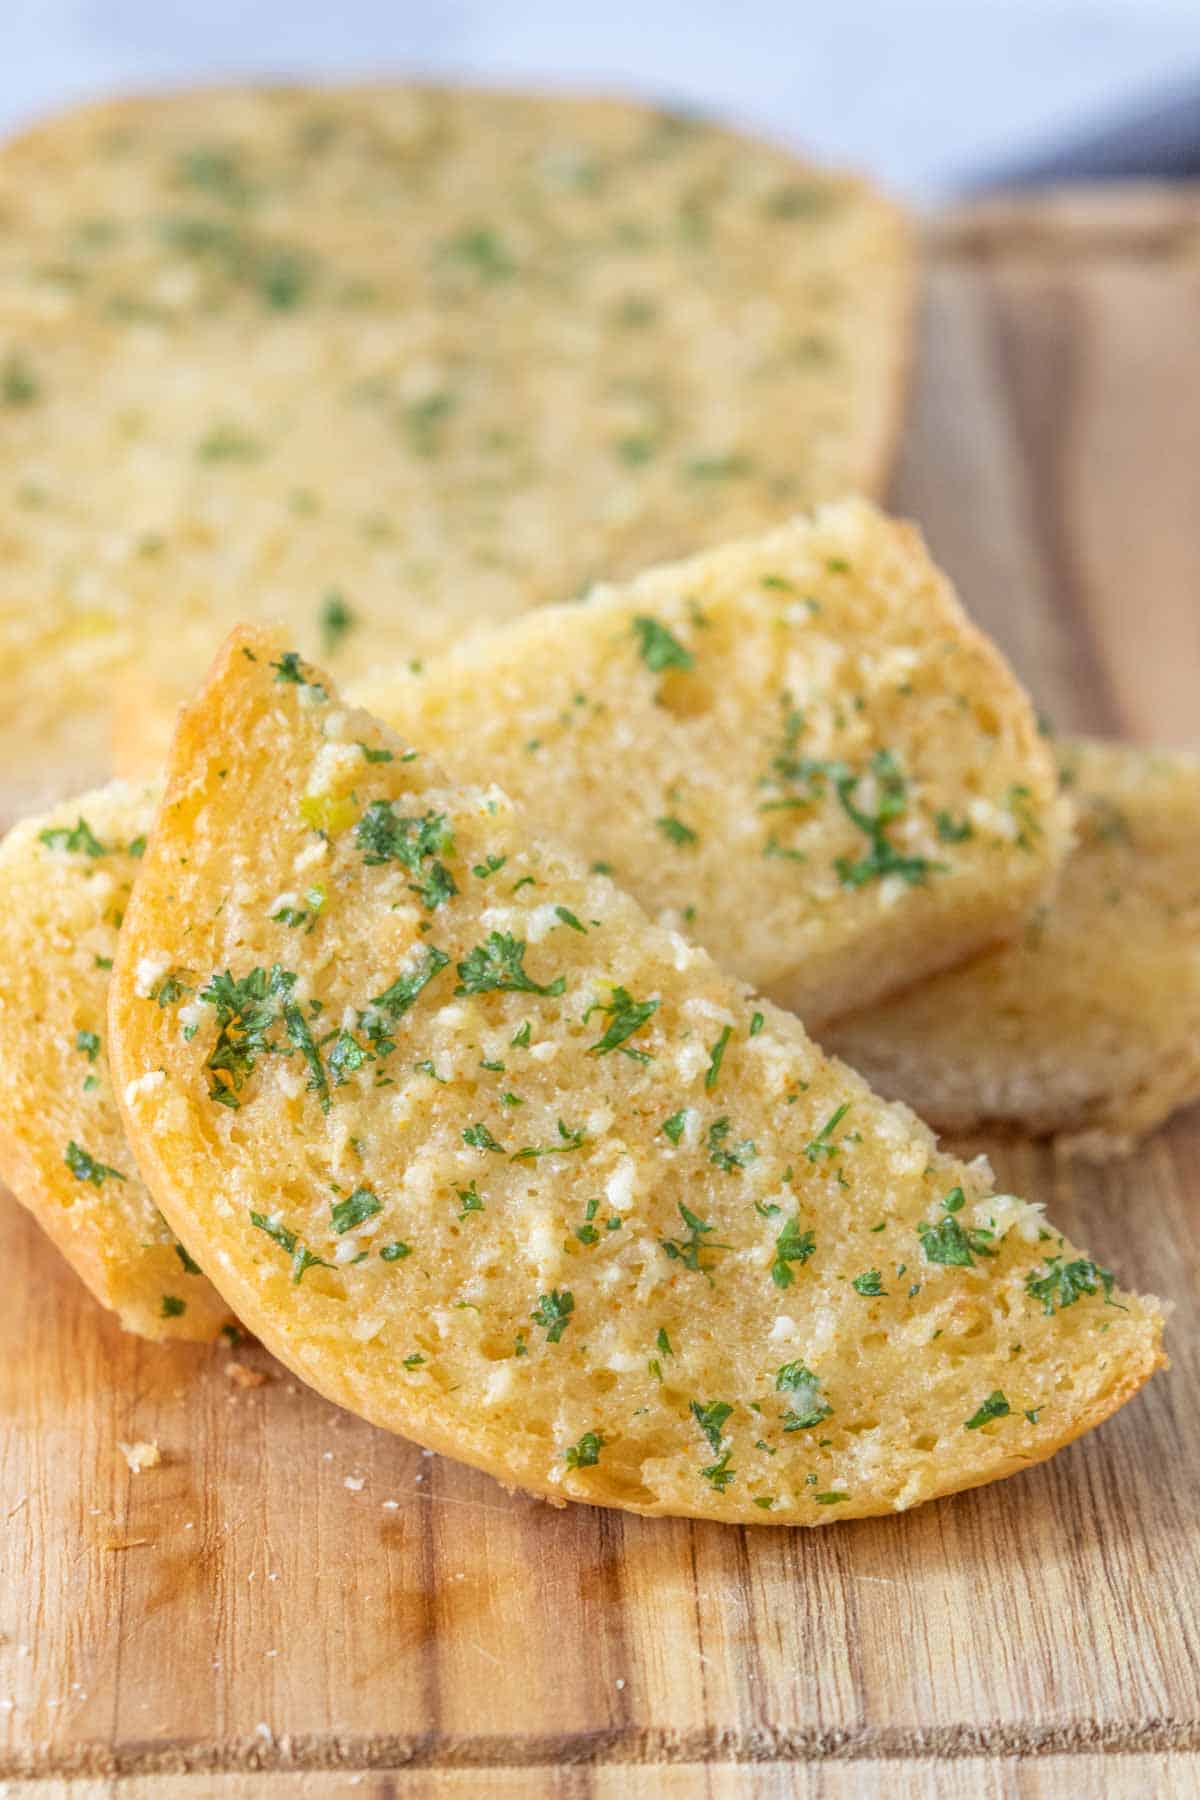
{"left": 565, "top": 1432, "right": 605, "bottom": 1469}
{"left": 852, "top": 1269, "right": 886, "bottom": 1296}
{"left": 835, "top": 750, "right": 937, "bottom": 889}
{"left": 161, "top": 1295, "right": 186, "bottom": 1319}
{"left": 456, "top": 1181, "right": 484, "bottom": 1220}
{"left": 585, "top": 986, "right": 659, "bottom": 1059}
{"left": 331, "top": 1187, "right": 381, "bottom": 1234}
{"left": 705, "top": 1025, "right": 732, "bottom": 1091}
{"left": 76, "top": 1029, "right": 101, "bottom": 1062}
{"left": 283, "top": 993, "right": 330, "bottom": 1113}
{"left": 532, "top": 1289, "right": 574, "bottom": 1343}
{"left": 661, "top": 1109, "right": 688, "bottom": 1144}
{"left": 270, "top": 651, "right": 326, "bottom": 698}
{"left": 39, "top": 817, "right": 107, "bottom": 857}
{"left": 1025, "top": 1256, "right": 1116, "bottom": 1316}
{"left": 917, "top": 1188, "right": 997, "bottom": 1268}
{"left": 355, "top": 803, "right": 457, "bottom": 909}
{"left": 660, "top": 1202, "right": 728, "bottom": 1279}
{"left": 777, "top": 1362, "right": 833, "bottom": 1431}
{"left": 707, "top": 1117, "right": 757, "bottom": 1172}
{"left": 456, "top": 932, "right": 565, "bottom": 997}
{"left": 65, "top": 1141, "right": 124, "bottom": 1185}
{"left": 804, "top": 1102, "right": 851, "bottom": 1162}
{"left": 770, "top": 1217, "right": 816, "bottom": 1289}
{"left": 199, "top": 964, "right": 293, "bottom": 1107}
{"left": 512, "top": 1119, "right": 587, "bottom": 1160}
{"left": 690, "top": 1399, "right": 732, "bottom": 1454}
{"left": 319, "top": 590, "right": 356, "bottom": 654}
{"left": 701, "top": 1452, "right": 736, "bottom": 1491}
{"left": 463, "top": 1122, "right": 505, "bottom": 1153}
{"left": 248, "top": 1210, "right": 334, "bottom": 1285}
{"left": 380, "top": 1241, "right": 412, "bottom": 1262}
{"left": 935, "top": 810, "right": 974, "bottom": 843}
{"left": 175, "top": 1241, "right": 203, "bottom": 1276}
{"left": 363, "top": 945, "right": 450, "bottom": 1048}
{"left": 632, "top": 615, "right": 693, "bottom": 673}
{"left": 553, "top": 905, "right": 587, "bottom": 934}
{"left": 656, "top": 815, "right": 697, "bottom": 847}
{"left": 964, "top": 1391, "right": 1011, "bottom": 1430}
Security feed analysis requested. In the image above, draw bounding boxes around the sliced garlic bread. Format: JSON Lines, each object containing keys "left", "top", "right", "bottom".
{"left": 0, "top": 84, "right": 913, "bottom": 816}
{"left": 0, "top": 784, "right": 231, "bottom": 1339}
{"left": 108, "top": 630, "right": 1163, "bottom": 1522}
{"left": 125, "top": 500, "right": 1071, "bottom": 1026}
{"left": 825, "top": 739, "right": 1200, "bottom": 1155}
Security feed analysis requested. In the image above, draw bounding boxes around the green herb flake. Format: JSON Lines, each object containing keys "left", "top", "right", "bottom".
{"left": 661, "top": 1203, "right": 729, "bottom": 1280}
{"left": 776, "top": 1362, "right": 833, "bottom": 1431}
{"left": 965, "top": 1391, "right": 1011, "bottom": 1430}
{"left": 455, "top": 931, "right": 565, "bottom": 997}
{"left": 39, "top": 817, "right": 107, "bottom": 857}
{"left": 585, "top": 985, "right": 659, "bottom": 1059}
{"left": 248, "top": 1209, "right": 334, "bottom": 1285}
{"left": 690, "top": 1399, "right": 733, "bottom": 1454}
{"left": 76, "top": 1029, "right": 101, "bottom": 1062}
{"left": 705, "top": 1025, "right": 732, "bottom": 1092}
{"left": 804, "top": 1102, "right": 851, "bottom": 1163}
{"left": 380, "top": 1241, "right": 412, "bottom": 1262}
{"left": 456, "top": 1181, "right": 484, "bottom": 1220}
{"left": 161, "top": 1295, "right": 186, "bottom": 1319}
{"left": 707, "top": 1117, "right": 757, "bottom": 1173}
{"left": 463, "top": 1122, "right": 505, "bottom": 1153}
{"left": 1025, "top": 1256, "right": 1117, "bottom": 1316}
{"left": 564, "top": 1431, "right": 604, "bottom": 1469}
{"left": 532, "top": 1289, "right": 575, "bottom": 1343}
{"left": 852, "top": 1269, "right": 886, "bottom": 1297}
{"left": 65, "top": 1140, "right": 125, "bottom": 1186}
{"left": 632, "top": 615, "right": 693, "bottom": 674}
{"left": 770, "top": 1218, "right": 816, "bottom": 1289}
{"left": 657, "top": 815, "right": 698, "bottom": 847}
{"left": 319, "top": 590, "right": 356, "bottom": 654}
{"left": 661, "top": 1109, "right": 688, "bottom": 1144}
{"left": 331, "top": 1186, "right": 382, "bottom": 1235}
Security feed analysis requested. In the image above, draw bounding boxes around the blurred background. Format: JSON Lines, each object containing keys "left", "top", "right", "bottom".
{"left": 5, "top": 0, "right": 1200, "bottom": 198}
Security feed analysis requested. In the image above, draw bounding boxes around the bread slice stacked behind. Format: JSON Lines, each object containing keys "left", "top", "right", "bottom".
{"left": 824, "top": 739, "right": 1200, "bottom": 1153}
{"left": 0, "top": 84, "right": 913, "bottom": 814}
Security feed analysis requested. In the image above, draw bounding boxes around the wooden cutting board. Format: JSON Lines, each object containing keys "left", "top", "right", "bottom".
{"left": 2, "top": 186, "right": 1199, "bottom": 1800}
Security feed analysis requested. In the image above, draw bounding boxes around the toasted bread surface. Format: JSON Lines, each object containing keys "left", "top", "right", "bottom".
{"left": 0, "top": 784, "right": 231, "bottom": 1339}
{"left": 348, "top": 499, "right": 1070, "bottom": 1024}
{"left": 0, "top": 83, "right": 913, "bottom": 815}
{"left": 108, "top": 631, "right": 1163, "bottom": 1522}
{"left": 824, "top": 739, "right": 1200, "bottom": 1154}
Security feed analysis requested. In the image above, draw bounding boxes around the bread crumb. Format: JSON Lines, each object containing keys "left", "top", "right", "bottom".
{"left": 225, "top": 1361, "right": 270, "bottom": 1389}
{"left": 117, "top": 1440, "right": 161, "bottom": 1474}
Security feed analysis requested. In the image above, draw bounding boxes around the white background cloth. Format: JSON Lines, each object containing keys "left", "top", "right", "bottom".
{"left": 3, "top": 0, "right": 1199, "bottom": 198}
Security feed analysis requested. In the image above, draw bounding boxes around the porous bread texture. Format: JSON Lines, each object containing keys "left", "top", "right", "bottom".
{"left": 0, "top": 784, "right": 231, "bottom": 1340}
{"left": 824, "top": 739, "right": 1200, "bottom": 1156}
{"left": 0, "top": 83, "right": 914, "bottom": 815}
{"left": 347, "top": 498, "right": 1071, "bottom": 1026}
{"left": 109, "top": 629, "right": 1164, "bottom": 1523}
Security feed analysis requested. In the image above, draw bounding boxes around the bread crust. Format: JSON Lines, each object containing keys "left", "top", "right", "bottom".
{"left": 109, "top": 630, "right": 1163, "bottom": 1522}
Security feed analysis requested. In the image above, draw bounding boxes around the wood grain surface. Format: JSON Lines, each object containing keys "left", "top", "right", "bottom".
{"left": 2, "top": 187, "right": 1199, "bottom": 1799}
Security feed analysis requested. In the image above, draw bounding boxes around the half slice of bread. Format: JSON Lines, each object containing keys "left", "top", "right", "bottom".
{"left": 108, "top": 630, "right": 1163, "bottom": 1522}
{"left": 122, "top": 501, "right": 1072, "bottom": 1027}
{"left": 0, "top": 83, "right": 914, "bottom": 816}
{"left": 824, "top": 739, "right": 1200, "bottom": 1155}
{"left": 0, "top": 784, "right": 231, "bottom": 1339}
